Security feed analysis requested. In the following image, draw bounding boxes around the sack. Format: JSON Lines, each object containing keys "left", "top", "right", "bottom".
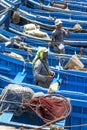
{"left": 65, "top": 55, "right": 84, "bottom": 70}
{"left": 25, "top": 29, "right": 50, "bottom": 39}
{"left": 12, "top": 11, "right": 20, "bottom": 24}
{"left": 7, "top": 52, "right": 24, "bottom": 61}
{"left": 24, "top": 23, "right": 36, "bottom": 31}
{"left": 73, "top": 23, "right": 82, "bottom": 32}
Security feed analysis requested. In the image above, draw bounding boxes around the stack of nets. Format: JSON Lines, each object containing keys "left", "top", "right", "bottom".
{"left": 0, "top": 84, "right": 34, "bottom": 115}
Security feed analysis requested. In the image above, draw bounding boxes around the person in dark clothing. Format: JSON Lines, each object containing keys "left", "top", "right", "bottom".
{"left": 50, "top": 19, "right": 70, "bottom": 54}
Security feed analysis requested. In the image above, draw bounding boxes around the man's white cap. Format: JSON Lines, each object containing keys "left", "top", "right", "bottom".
{"left": 55, "top": 19, "right": 62, "bottom": 26}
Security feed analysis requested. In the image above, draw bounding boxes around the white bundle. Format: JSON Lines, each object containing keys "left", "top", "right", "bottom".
{"left": 24, "top": 23, "right": 36, "bottom": 31}
{"left": 2, "top": 84, "right": 34, "bottom": 95}
{"left": 25, "top": 29, "right": 50, "bottom": 39}
{"left": 6, "top": 52, "right": 24, "bottom": 61}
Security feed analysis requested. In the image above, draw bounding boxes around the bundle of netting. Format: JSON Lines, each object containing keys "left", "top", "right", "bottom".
{"left": 0, "top": 84, "right": 34, "bottom": 116}
{"left": 21, "top": 94, "right": 72, "bottom": 123}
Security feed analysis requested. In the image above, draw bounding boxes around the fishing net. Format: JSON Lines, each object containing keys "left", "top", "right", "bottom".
{"left": 22, "top": 94, "right": 71, "bottom": 123}
{"left": 0, "top": 84, "right": 34, "bottom": 115}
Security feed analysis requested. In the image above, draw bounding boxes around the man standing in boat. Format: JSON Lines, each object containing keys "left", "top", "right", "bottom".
{"left": 50, "top": 19, "right": 70, "bottom": 54}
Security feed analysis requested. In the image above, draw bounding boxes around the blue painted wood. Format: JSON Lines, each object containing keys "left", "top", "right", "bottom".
{"left": 14, "top": 72, "right": 27, "bottom": 84}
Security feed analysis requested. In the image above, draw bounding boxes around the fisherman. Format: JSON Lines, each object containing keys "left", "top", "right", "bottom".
{"left": 49, "top": 19, "right": 70, "bottom": 54}
{"left": 32, "top": 47, "right": 55, "bottom": 88}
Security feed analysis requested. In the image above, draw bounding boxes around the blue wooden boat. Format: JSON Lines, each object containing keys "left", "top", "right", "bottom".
{"left": 9, "top": 21, "right": 87, "bottom": 42}
{"left": 2, "top": 27, "right": 87, "bottom": 49}
{"left": 36, "top": 0, "right": 87, "bottom": 13}
{"left": 0, "top": 43, "right": 86, "bottom": 129}
{"left": 51, "top": 0, "right": 87, "bottom": 6}
{"left": 1, "top": 38, "right": 87, "bottom": 68}
{"left": 26, "top": 0, "right": 87, "bottom": 15}
{"left": 7, "top": 12, "right": 87, "bottom": 44}
{"left": 1, "top": 0, "right": 21, "bottom": 8}
{"left": 0, "top": 76, "right": 87, "bottom": 130}
{"left": 4, "top": 4, "right": 87, "bottom": 34}
{"left": 19, "top": 5, "right": 87, "bottom": 22}
{"left": 1, "top": 44, "right": 87, "bottom": 95}
{"left": 0, "top": 3, "right": 11, "bottom": 30}
{"left": 67, "top": 2, "right": 87, "bottom": 12}
{"left": 2, "top": 0, "right": 87, "bottom": 22}
{"left": 18, "top": 5, "right": 87, "bottom": 31}
{"left": 1, "top": 3, "right": 87, "bottom": 43}
{"left": 0, "top": 84, "right": 70, "bottom": 129}
{"left": 0, "top": 30, "right": 79, "bottom": 55}
{"left": 2, "top": 0, "right": 86, "bottom": 14}
{"left": 3, "top": 8, "right": 87, "bottom": 42}
{"left": 1, "top": 0, "right": 87, "bottom": 129}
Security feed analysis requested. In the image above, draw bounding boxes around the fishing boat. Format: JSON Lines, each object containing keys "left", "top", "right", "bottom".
{"left": 1, "top": 3, "right": 87, "bottom": 44}
{"left": 26, "top": 0, "right": 87, "bottom": 15}
{"left": 0, "top": 0, "right": 87, "bottom": 129}
{"left": 0, "top": 84, "right": 71, "bottom": 129}
{"left": 1, "top": 0, "right": 21, "bottom": 8}
{"left": 36, "top": 0, "right": 87, "bottom": 13}
{"left": 0, "top": 43, "right": 87, "bottom": 95}
{"left": 0, "top": 76, "right": 87, "bottom": 130}
{"left": 19, "top": 5, "right": 87, "bottom": 22}
{"left": 5, "top": 8, "right": 87, "bottom": 43}
{"left": 35, "top": 0, "right": 87, "bottom": 6}
{"left": 1, "top": 38, "right": 87, "bottom": 68}
{"left": 17, "top": 5, "right": 87, "bottom": 31}
{"left": 0, "top": 40, "right": 86, "bottom": 129}
{"left": 9, "top": 22, "right": 87, "bottom": 46}
{"left": 2, "top": 0, "right": 87, "bottom": 31}
{"left": 0, "top": 3, "right": 11, "bottom": 30}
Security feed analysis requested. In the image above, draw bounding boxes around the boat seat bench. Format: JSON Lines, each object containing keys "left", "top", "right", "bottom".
{"left": 0, "top": 66, "right": 11, "bottom": 72}
{"left": 0, "top": 112, "right": 66, "bottom": 128}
